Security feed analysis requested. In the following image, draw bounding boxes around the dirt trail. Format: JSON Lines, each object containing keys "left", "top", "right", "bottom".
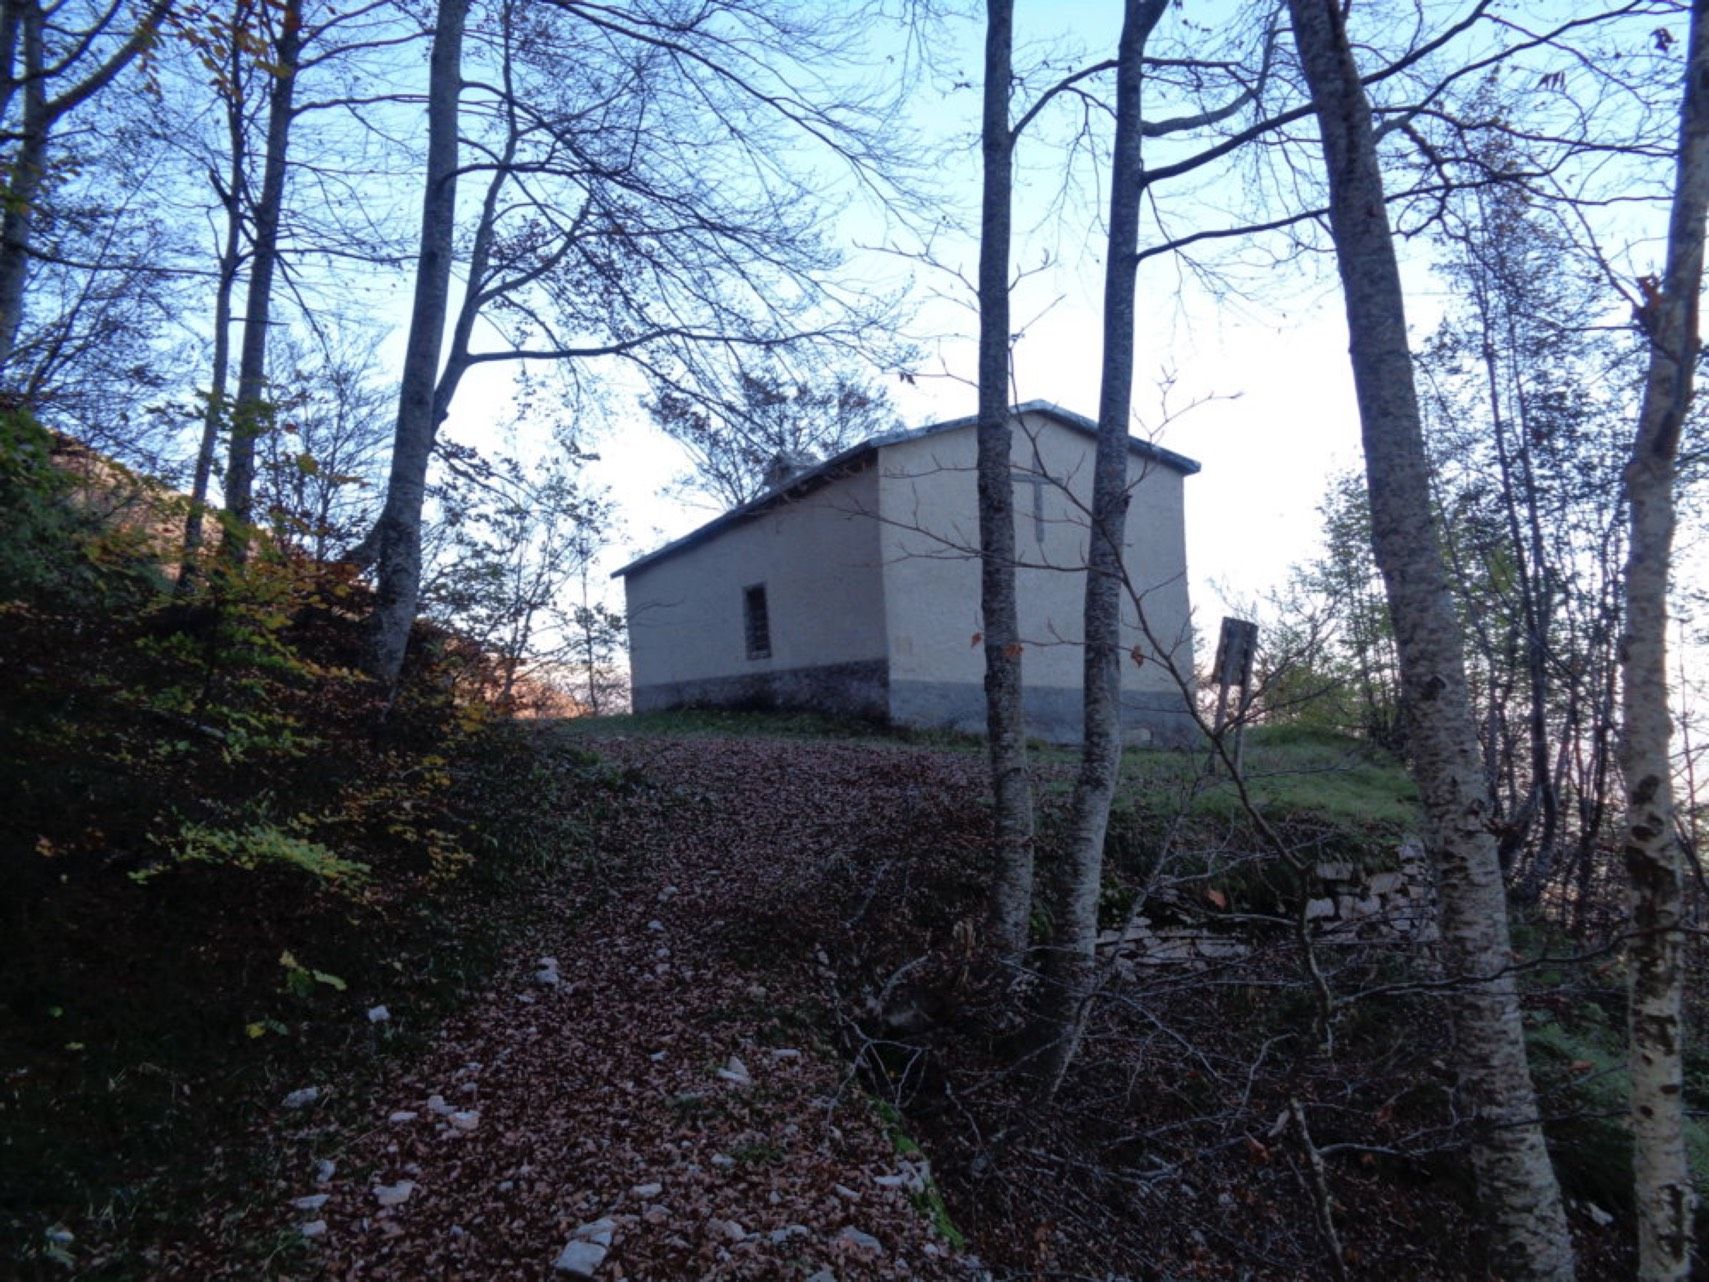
{"left": 254, "top": 735, "right": 987, "bottom": 1281}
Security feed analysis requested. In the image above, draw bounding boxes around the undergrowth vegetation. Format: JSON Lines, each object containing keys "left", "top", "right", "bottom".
{"left": 0, "top": 411, "right": 629, "bottom": 1275}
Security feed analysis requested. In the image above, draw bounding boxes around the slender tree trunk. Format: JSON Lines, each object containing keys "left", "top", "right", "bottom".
{"left": 1503, "top": 300, "right": 1561, "bottom": 892}
{"left": 1286, "top": 3, "right": 1574, "bottom": 1276}
{"left": 369, "top": 0, "right": 468, "bottom": 685}
{"left": 1621, "top": 5, "right": 1709, "bottom": 1276}
{"left": 1030, "top": 0, "right": 1165, "bottom": 1095}
{"left": 180, "top": 11, "right": 249, "bottom": 589}
{"left": 975, "top": 0, "right": 1035, "bottom": 967}
{"left": 0, "top": 0, "right": 171, "bottom": 369}
{"left": 0, "top": 1, "right": 46, "bottom": 369}
{"left": 222, "top": 0, "right": 303, "bottom": 561}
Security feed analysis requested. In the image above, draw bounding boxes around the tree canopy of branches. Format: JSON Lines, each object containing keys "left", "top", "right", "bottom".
{"left": 646, "top": 365, "right": 900, "bottom": 508}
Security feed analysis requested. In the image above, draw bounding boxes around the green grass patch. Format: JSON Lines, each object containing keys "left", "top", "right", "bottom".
{"left": 560, "top": 713, "right": 1416, "bottom": 835}
{"left": 1118, "top": 726, "right": 1418, "bottom": 832}
{"left": 1528, "top": 1009, "right": 1709, "bottom": 1219}
{"left": 871, "top": 1098, "right": 968, "bottom": 1250}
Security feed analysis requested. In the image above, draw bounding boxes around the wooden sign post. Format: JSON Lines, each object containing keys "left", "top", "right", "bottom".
{"left": 1209, "top": 617, "right": 1259, "bottom": 776}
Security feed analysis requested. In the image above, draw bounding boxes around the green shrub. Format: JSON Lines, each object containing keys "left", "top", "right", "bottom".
{"left": 135, "top": 821, "right": 371, "bottom": 891}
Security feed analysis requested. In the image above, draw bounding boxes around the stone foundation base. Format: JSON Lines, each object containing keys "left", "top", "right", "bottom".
{"left": 888, "top": 679, "right": 1200, "bottom": 748}
{"left": 631, "top": 659, "right": 889, "bottom": 722}
{"left": 632, "top": 665, "right": 1200, "bottom": 749}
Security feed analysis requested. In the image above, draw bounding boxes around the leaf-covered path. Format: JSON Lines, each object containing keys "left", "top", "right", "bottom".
{"left": 236, "top": 734, "right": 989, "bottom": 1280}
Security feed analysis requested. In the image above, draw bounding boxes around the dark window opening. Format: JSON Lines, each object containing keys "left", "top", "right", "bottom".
{"left": 744, "top": 584, "right": 771, "bottom": 659}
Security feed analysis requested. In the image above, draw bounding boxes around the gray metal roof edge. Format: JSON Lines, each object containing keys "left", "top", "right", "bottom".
{"left": 610, "top": 400, "right": 1201, "bottom": 579}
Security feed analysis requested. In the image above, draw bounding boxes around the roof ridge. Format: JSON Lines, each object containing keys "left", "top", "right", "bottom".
{"left": 612, "top": 404, "right": 1199, "bottom": 579}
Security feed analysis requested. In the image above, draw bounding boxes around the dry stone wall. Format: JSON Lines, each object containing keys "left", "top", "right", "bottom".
{"left": 1097, "top": 836, "right": 1437, "bottom": 971}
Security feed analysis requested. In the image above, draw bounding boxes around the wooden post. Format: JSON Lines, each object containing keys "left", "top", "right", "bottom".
{"left": 1209, "top": 617, "right": 1258, "bottom": 776}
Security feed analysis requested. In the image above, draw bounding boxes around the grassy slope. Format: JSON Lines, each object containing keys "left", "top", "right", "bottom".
{"left": 563, "top": 710, "right": 1419, "bottom": 830}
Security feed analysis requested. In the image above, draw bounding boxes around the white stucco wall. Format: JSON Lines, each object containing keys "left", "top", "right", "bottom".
{"left": 618, "top": 410, "right": 1196, "bottom": 743}
{"left": 622, "top": 458, "right": 887, "bottom": 696}
{"left": 878, "top": 410, "right": 1195, "bottom": 740}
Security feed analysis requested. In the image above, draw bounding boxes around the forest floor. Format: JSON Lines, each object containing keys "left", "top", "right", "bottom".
{"left": 10, "top": 717, "right": 1654, "bottom": 1279}
{"left": 160, "top": 732, "right": 995, "bottom": 1281}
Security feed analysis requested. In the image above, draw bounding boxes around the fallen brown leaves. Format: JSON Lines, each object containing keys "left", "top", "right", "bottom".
{"left": 174, "top": 735, "right": 987, "bottom": 1281}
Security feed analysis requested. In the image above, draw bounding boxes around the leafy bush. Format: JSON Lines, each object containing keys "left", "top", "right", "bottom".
{"left": 136, "top": 822, "right": 372, "bottom": 890}
{"left": 0, "top": 418, "right": 636, "bottom": 1273}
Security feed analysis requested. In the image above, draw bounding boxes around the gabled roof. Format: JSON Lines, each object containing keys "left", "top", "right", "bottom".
{"left": 611, "top": 399, "right": 1201, "bottom": 579}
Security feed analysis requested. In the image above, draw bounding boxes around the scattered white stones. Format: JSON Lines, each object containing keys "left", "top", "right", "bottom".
{"left": 300, "top": 1220, "right": 327, "bottom": 1240}
{"left": 553, "top": 1240, "right": 607, "bottom": 1277}
{"left": 658, "top": 885, "right": 679, "bottom": 902}
{"left": 518, "top": 992, "right": 537, "bottom": 1004}
{"left": 367, "top": 1005, "right": 391, "bottom": 1023}
{"left": 806, "top": 1271, "right": 836, "bottom": 1282}
{"left": 631, "top": 1181, "right": 663, "bottom": 1199}
{"left": 834, "top": 1183, "right": 861, "bottom": 1200}
{"left": 717, "top": 1055, "right": 752, "bottom": 1086}
{"left": 372, "top": 1181, "right": 416, "bottom": 1208}
{"left": 767, "top": 1224, "right": 810, "bottom": 1244}
{"left": 389, "top": 1110, "right": 418, "bottom": 1124}
{"left": 838, "top": 1226, "right": 884, "bottom": 1256}
{"left": 1586, "top": 1202, "right": 1616, "bottom": 1227}
{"left": 314, "top": 1159, "right": 336, "bottom": 1184}
{"left": 426, "top": 1094, "right": 453, "bottom": 1116}
{"left": 710, "top": 1153, "right": 736, "bottom": 1170}
{"left": 770, "top": 1047, "right": 802, "bottom": 1061}
{"left": 576, "top": 1219, "right": 616, "bottom": 1247}
{"left": 648, "top": 1050, "right": 666, "bottom": 1063}
{"left": 291, "top": 1194, "right": 330, "bottom": 1212}
{"left": 536, "top": 958, "right": 562, "bottom": 987}
{"left": 281, "top": 1086, "right": 320, "bottom": 1110}
{"left": 647, "top": 920, "right": 665, "bottom": 932}
{"left": 44, "top": 1226, "right": 73, "bottom": 1247}
{"left": 554, "top": 1218, "right": 616, "bottom": 1275}
{"left": 718, "top": 1218, "right": 747, "bottom": 1242}
{"left": 448, "top": 1110, "right": 480, "bottom": 1132}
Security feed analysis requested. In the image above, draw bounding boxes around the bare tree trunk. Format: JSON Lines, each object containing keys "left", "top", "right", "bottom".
{"left": 1621, "top": 4, "right": 1709, "bottom": 1275}
{"left": 180, "top": 7, "right": 249, "bottom": 589}
{"left": 369, "top": 0, "right": 467, "bottom": 685}
{"left": 0, "top": 2, "right": 46, "bottom": 370}
{"left": 222, "top": 0, "right": 303, "bottom": 562}
{"left": 1285, "top": 3, "right": 1574, "bottom": 1276}
{"left": 975, "top": 0, "right": 1035, "bottom": 968}
{"left": 1029, "top": 0, "right": 1165, "bottom": 1095}
{"left": 0, "top": 0, "right": 172, "bottom": 368}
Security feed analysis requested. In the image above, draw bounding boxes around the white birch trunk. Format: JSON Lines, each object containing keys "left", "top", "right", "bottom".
{"left": 1286, "top": 3, "right": 1573, "bottom": 1276}
{"left": 1621, "top": 4, "right": 1709, "bottom": 1276}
